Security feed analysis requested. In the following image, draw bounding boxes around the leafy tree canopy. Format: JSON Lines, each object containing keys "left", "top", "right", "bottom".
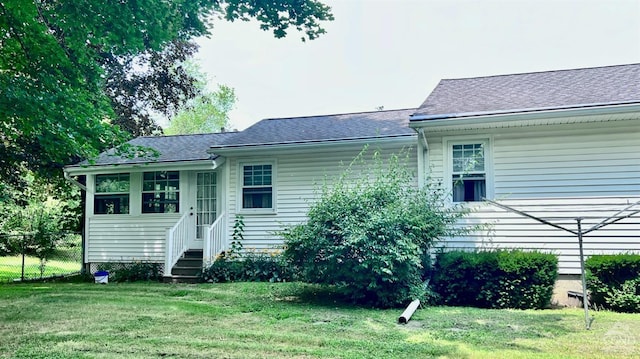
{"left": 105, "top": 39, "right": 202, "bottom": 137}
{"left": 164, "top": 84, "right": 236, "bottom": 135}
{"left": 0, "top": 0, "right": 333, "bottom": 186}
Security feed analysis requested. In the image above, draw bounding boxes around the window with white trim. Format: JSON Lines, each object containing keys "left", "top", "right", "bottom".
{"left": 94, "top": 173, "right": 130, "bottom": 214}
{"left": 142, "top": 171, "right": 180, "bottom": 213}
{"left": 241, "top": 164, "right": 273, "bottom": 210}
{"left": 451, "top": 143, "right": 486, "bottom": 202}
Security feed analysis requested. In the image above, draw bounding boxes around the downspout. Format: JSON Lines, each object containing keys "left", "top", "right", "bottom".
{"left": 211, "top": 156, "right": 226, "bottom": 170}
{"left": 416, "top": 128, "right": 429, "bottom": 187}
{"left": 64, "top": 170, "right": 88, "bottom": 192}
{"left": 418, "top": 128, "right": 429, "bottom": 152}
{"left": 63, "top": 170, "right": 88, "bottom": 275}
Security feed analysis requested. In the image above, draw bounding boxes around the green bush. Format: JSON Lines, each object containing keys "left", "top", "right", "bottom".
{"left": 201, "top": 251, "right": 294, "bottom": 283}
{"left": 432, "top": 250, "right": 558, "bottom": 309}
{"left": 431, "top": 251, "right": 496, "bottom": 307}
{"left": 282, "top": 149, "right": 474, "bottom": 308}
{"left": 97, "top": 262, "right": 163, "bottom": 282}
{"left": 586, "top": 254, "right": 640, "bottom": 313}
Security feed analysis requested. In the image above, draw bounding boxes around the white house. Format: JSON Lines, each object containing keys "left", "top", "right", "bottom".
{"left": 410, "top": 64, "right": 640, "bottom": 275}
{"left": 65, "top": 109, "right": 418, "bottom": 280}
{"left": 65, "top": 64, "right": 640, "bottom": 290}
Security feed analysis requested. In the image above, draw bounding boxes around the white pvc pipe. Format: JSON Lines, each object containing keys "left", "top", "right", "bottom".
{"left": 398, "top": 299, "right": 420, "bottom": 324}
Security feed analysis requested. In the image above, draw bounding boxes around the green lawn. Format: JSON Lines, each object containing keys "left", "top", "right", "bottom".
{"left": 0, "top": 282, "right": 638, "bottom": 358}
{"left": 0, "top": 255, "right": 81, "bottom": 282}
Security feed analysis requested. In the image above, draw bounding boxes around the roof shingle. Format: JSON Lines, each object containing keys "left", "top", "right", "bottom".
{"left": 70, "top": 132, "right": 240, "bottom": 167}
{"left": 411, "top": 63, "right": 640, "bottom": 120}
{"left": 69, "top": 109, "right": 416, "bottom": 167}
{"left": 211, "top": 108, "right": 416, "bottom": 149}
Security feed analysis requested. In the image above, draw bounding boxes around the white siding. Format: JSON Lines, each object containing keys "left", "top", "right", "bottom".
{"left": 84, "top": 168, "right": 206, "bottom": 263}
{"left": 226, "top": 141, "right": 417, "bottom": 250}
{"left": 87, "top": 214, "right": 180, "bottom": 262}
{"left": 493, "top": 122, "right": 640, "bottom": 197}
{"left": 425, "top": 119, "right": 640, "bottom": 274}
{"left": 443, "top": 196, "right": 640, "bottom": 274}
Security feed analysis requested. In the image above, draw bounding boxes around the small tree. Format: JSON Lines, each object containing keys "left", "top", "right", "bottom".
{"left": 282, "top": 148, "right": 474, "bottom": 307}
{"left": 0, "top": 176, "right": 74, "bottom": 274}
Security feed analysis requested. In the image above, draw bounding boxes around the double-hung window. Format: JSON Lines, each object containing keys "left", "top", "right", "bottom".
{"left": 94, "top": 173, "right": 130, "bottom": 214}
{"left": 142, "top": 171, "right": 180, "bottom": 213}
{"left": 241, "top": 164, "right": 273, "bottom": 210}
{"left": 451, "top": 143, "right": 486, "bottom": 202}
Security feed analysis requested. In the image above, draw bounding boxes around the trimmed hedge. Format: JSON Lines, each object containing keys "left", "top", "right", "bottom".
{"left": 586, "top": 254, "right": 640, "bottom": 313}
{"left": 432, "top": 250, "right": 558, "bottom": 309}
{"left": 201, "top": 253, "right": 294, "bottom": 283}
{"left": 97, "top": 262, "right": 163, "bottom": 282}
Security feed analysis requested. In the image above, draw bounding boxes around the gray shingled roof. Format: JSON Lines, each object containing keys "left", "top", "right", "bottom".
{"left": 69, "top": 132, "right": 240, "bottom": 167}
{"left": 411, "top": 63, "right": 640, "bottom": 120}
{"left": 210, "top": 108, "right": 416, "bottom": 149}
{"left": 69, "top": 109, "right": 416, "bottom": 167}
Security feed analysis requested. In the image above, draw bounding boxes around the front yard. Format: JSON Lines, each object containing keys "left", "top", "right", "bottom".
{"left": 0, "top": 282, "right": 638, "bottom": 358}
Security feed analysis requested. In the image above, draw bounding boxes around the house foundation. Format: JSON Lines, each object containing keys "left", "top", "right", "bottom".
{"left": 552, "top": 274, "right": 585, "bottom": 308}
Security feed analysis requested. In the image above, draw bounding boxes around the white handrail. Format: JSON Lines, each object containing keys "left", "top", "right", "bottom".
{"left": 164, "top": 210, "right": 193, "bottom": 277}
{"left": 203, "top": 212, "right": 226, "bottom": 267}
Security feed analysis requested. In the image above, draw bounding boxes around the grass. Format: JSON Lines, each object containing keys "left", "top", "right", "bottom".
{"left": 0, "top": 282, "right": 638, "bottom": 358}
{"left": 0, "top": 255, "right": 81, "bottom": 282}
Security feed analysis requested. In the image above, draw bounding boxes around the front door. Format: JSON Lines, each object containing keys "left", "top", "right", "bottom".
{"left": 194, "top": 172, "right": 217, "bottom": 248}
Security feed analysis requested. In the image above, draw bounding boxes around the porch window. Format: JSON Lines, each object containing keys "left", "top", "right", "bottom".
{"left": 94, "top": 173, "right": 130, "bottom": 214}
{"left": 142, "top": 171, "right": 180, "bottom": 213}
{"left": 452, "top": 143, "right": 486, "bottom": 202}
{"left": 242, "top": 164, "right": 273, "bottom": 209}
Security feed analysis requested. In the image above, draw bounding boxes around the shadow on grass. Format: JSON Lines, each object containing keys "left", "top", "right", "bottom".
{"left": 273, "top": 283, "right": 362, "bottom": 308}
{"left": 272, "top": 282, "right": 580, "bottom": 356}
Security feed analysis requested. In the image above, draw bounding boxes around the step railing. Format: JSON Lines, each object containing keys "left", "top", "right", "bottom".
{"left": 203, "top": 212, "right": 226, "bottom": 267}
{"left": 165, "top": 208, "right": 194, "bottom": 277}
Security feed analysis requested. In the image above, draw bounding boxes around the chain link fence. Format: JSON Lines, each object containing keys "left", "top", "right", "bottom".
{"left": 0, "top": 232, "right": 82, "bottom": 282}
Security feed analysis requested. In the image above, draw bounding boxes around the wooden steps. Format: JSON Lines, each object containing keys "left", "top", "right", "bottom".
{"left": 164, "top": 249, "right": 203, "bottom": 284}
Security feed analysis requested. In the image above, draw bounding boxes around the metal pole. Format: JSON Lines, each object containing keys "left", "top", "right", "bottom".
{"left": 484, "top": 199, "right": 640, "bottom": 330}
{"left": 577, "top": 218, "right": 591, "bottom": 330}
{"left": 21, "top": 235, "right": 25, "bottom": 281}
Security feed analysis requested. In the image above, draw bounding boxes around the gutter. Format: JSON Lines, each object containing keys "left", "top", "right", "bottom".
{"left": 64, "top": 159, "right": 219, "bottom": 175}
{"left": 409, "top": 102, "right": 640, "bottom": 128}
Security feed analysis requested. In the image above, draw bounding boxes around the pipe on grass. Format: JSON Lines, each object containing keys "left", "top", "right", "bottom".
{"left": 398, "top": 299, "right": 420, "bottom": 324}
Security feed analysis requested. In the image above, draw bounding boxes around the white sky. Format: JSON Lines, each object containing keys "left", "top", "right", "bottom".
{"left": 195, "top": 0, "right": 640, "bottom": 130}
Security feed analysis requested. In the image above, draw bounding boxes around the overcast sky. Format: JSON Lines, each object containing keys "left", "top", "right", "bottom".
{"left": 194, "top": 0, "right": 640, "bottom": 130}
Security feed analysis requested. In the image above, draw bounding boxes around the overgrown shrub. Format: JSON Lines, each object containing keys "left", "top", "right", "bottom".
{"left": 586, "top": 254, "right": 640, "bottom": 313}
{"left": 432, "top": 250, "right": 558, "bottom": 309}
{"left": 282, "top": 149, "right": 474, "bottom": 308}
{"left": 97, "top": 262, "right": 163, "bottom": 282}
{"left": 201, "top": 251, "right": 294, "bottom": 283}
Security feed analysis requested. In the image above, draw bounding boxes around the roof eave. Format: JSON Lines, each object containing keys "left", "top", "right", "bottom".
{"left": 409, "top": 102, "right": 640, "bottom": 128}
